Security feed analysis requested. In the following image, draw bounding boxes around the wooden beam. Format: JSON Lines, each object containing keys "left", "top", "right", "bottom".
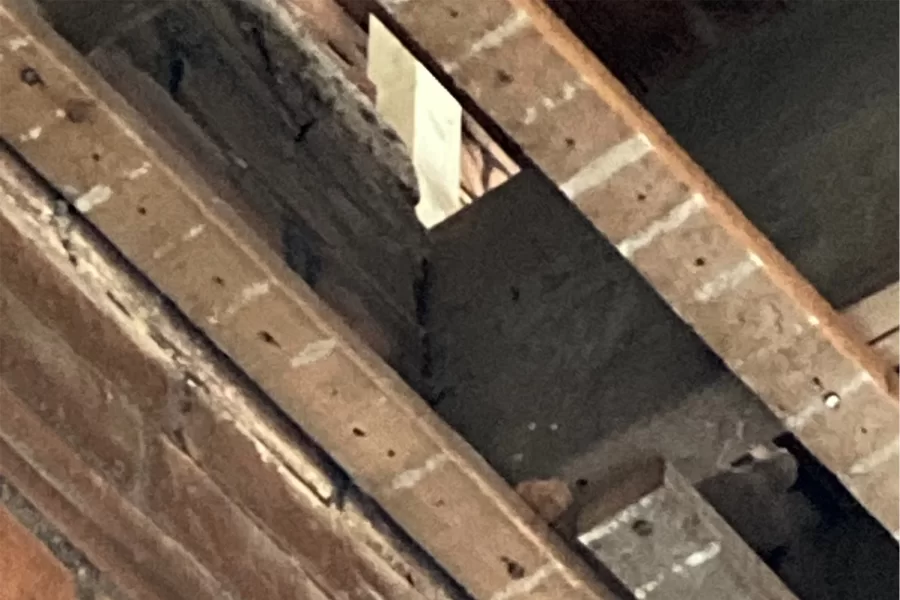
{"left": 372, "top": 0, "right": 900, "bottom": 533}
{"left": 574, "top": 459, "right": 798, "bottom": 600}
{"left": 0, "top": 150, "right": 464, "bottom": 600}
{"left": 844, "top": 282, "right": 899, "bottom": 346}
{"left": 0, "top": 3, "right": 619, "bottom": 598}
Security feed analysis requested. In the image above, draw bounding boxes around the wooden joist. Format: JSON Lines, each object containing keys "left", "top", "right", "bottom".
{"left": 845, "top": 283, "right": 900, "bottom": 368}
{"left": 374, "top": 0, "right": 900, "bottom": 533}
{"left": 0, "top": 3, "right": 620, "bottom": 598}
{"left": 575, "top": 459, "right": 798, "bottom": 600}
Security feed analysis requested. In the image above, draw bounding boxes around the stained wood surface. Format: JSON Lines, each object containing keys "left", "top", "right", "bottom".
{"left": 0, "top": 3, "right": 620, "bottom": 598}
{"left": 373, "top": 0, "right": 900, "bottom": 534}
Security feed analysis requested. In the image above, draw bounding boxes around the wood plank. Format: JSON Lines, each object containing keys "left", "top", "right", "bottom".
{"left": 844, "top": 282, "right": 899, "bottom": 343}
{"left": 574, "top": 459, "right": 798, "bottom": 600}
{"left": 872, "top": 331, "right": 900, "bottom": 369}
{"left": 374, "top": 0, "right": 900, "bottom": 533}
{"left": 0, "top": 152, "right": 465, "bottom": 600}
{"left": 0, "top": 4, "right": 618, "bottom": 598}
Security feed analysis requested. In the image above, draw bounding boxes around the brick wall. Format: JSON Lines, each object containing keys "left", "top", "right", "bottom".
{"left": 36, "top": 0, "right": 431, "bottom": 391}
{"left": 0, "top": 477, "right": 129, "bottom": 600}
{"left": 0, "top": 152, "right": 463, "bottom": 600}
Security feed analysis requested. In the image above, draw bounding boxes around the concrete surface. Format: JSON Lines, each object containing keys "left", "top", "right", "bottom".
{"left": 642, "top": 0, "right": 899, "bottom": 309}
{"left": 426, "top": 171, "right": 783, "bottom": 486}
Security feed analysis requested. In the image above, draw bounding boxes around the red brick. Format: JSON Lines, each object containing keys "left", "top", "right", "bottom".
{"left": 0, "top": 217, "right": 169, "bottom": 412}
{"left": 0, "top": 288, "right": 143, "bottom": 490}
{"left": 177, "top": 395, "right": 415, "bottom": 600}
{"left": 145, "top": 437, "right": 331, "bottom": 600}
{"left": 0, "top": 380, "right": 224, "bottom": 600}
{"left": 0, "top": 505, "right": 75, "bottom": 600}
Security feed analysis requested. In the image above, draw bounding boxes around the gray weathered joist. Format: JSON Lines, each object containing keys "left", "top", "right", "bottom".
{"left": 0, "top": 3, "right": 619, "bottom": 598}
{"left": 575, "top": 459, "right": 799, "bottom": 600}
{"left": 373, "top": 0, "right": 900, "bottom": 533}
{"left": 844, "top": 283, "right": 899, "bottom": 367}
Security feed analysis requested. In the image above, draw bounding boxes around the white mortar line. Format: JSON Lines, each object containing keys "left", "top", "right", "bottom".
{"left": 125, "top": 161, "right": 152, "bottom": 180}
{"left": 785, "top": 400, "right": 827, "bottom": 431}
{"left": 616, "top": 192, "right": 706, "bottom": 258}
{"left": 693, "top": 254, "right": 763, "bottom": 302}
{"left": 849, "top": 437, "right": 900, "bottom": 475}
{"left": 290, "top": 338, "right": 337, "bottom": 368}
{"left": 490, "top": 563, "right": 558, "bottom": 600}
{"left": 390, "top": 453, "right": 449, "bottom": 491}
{"left": 209, "top": 280, "right": 271, "bottom": 324}
{"left": 578, "top": 490, "right": 664, "bottom": 545}
{"left": 444, "top": 10, "right": 530, "bottom": 73}
{"left": 73, "top": 185, "right": 112, "bottom": 213}
{"left": 561, "top": 134, "right": 654, "bottom": 201}
{"left": 683, "top": 541, "right": 721, "bottom": 567}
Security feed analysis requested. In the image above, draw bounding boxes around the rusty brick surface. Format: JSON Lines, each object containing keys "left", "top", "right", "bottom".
{"left": 0, "top": 379, "right": 227, "bottom": 600}
{"left": 0, "top": 5, "right": 616, "bottom": 598}
{"left": 0, "top": 504, "right": 76, "bottom": 600}
{"left": 145, "top": 438, "right": 332, "bottom": 600}
{"left": 0, "top": 125, "right": 464, "bottom": 600}
{"left": 0, "top": 287, "right": 144, "bottom": 491}
{"left": 0, "top": 216, "right": 169, "bottom": 410}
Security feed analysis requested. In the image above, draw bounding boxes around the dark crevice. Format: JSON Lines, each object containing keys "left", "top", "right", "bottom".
{"left": 249, "top": 26, "right": 276, "bottom": 77}
{"left": 167, "top": 55, "right": 185, "bottom": 96}
{"left": 870, "top": 325, "right": 899, "bottom": 346}
{"left": 105, "top": 291, "right": 132, "bottom": 318}
{"left": 293, "top": 119, "right": 317, "bottom": 144}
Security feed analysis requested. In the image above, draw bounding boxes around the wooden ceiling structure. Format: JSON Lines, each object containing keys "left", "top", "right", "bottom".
{"left": 0, "top": 0, "right": 896, "bottom": 599}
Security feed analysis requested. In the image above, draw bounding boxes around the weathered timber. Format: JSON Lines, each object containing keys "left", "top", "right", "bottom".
{"left": 575, "top": 459, "right": 798, "bottom": 600}
{"left": 845, "top": 283, "right": 900, "bottom": 348}
{"left": 0, "top": 4, "right": 621, "bottom": 599}
{"left": 85, "top": 40, "right": 428, "bottom": 391}
{"left": 0, "top": 149, "right": 467, "bottom": 599}
{"left": 372, "top": 0, "right": 900, "bottom": 533}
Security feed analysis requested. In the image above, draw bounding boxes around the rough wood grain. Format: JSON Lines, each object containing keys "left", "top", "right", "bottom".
{"left": 0, "top": 4, "right": 619, "bottom": 598}
{"left": 373, "top": 0, "right": 900, "bottom": 533}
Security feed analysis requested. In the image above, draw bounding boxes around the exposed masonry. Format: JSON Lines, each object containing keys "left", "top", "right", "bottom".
{"left": 616, "top": 193, "right": 706, "bottom": 258}
{"left": 522, "top": 80, "right": 588, "bottom": 126}
{"left": 443, "top": 10, "right": 531, "bottom": 74}
{"left": 231, "top": 0, "right": 420, "bottom": 201}
{"left": 0, "top": 476, "right": 128, "bottom": 600}
{"left": 0, "top": 153, "right": 465, "bottom": 600}
{"left": 489, "top": 563, "right": 558, "bottom": 600}
{"left": 561, "top": 134, "right": 655, "bottom": 201}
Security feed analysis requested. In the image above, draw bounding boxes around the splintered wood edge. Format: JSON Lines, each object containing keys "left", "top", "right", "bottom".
{"left": 375, "top": 0, "right": 899, "bottom": 532}
{"left": 0, "top": 4, "right": 616, "bottom": 599}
